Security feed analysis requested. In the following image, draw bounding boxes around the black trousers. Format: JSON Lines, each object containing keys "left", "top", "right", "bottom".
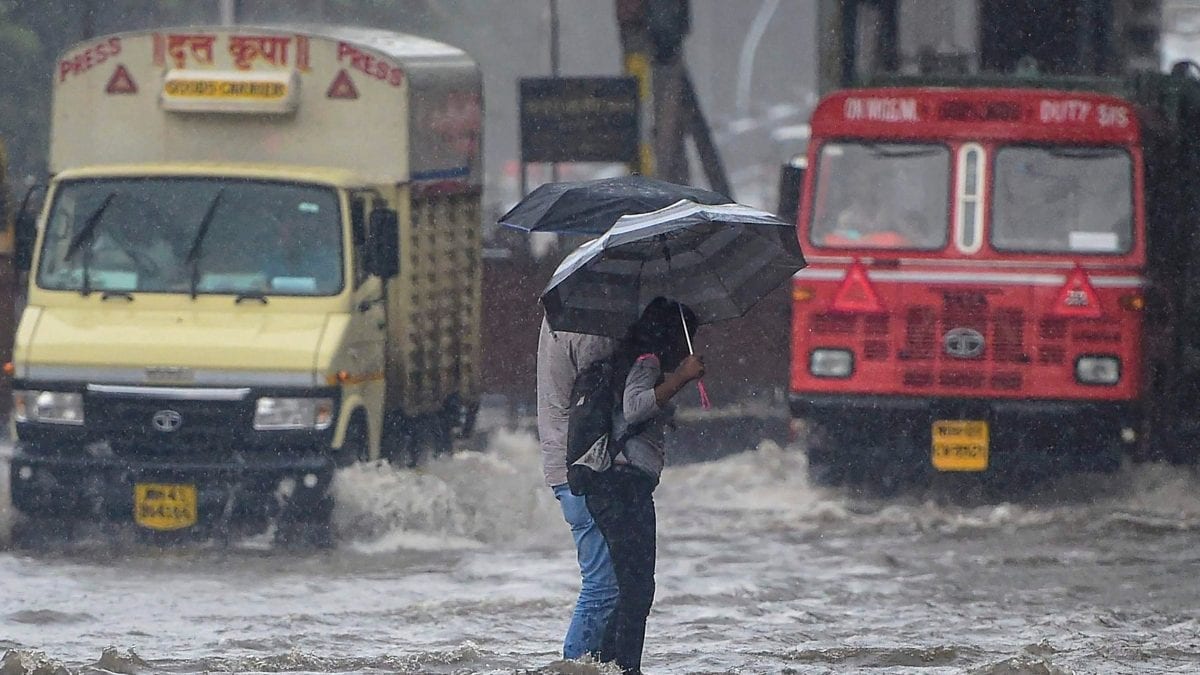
{"left": 586, "top": 467, "right": 657, "bottom": 674}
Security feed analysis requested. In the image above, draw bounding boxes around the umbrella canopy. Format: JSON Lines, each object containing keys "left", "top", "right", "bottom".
{"left": 498, "top": 175, "right": 732, "bottom": 235}
{"left": 541, "top": 199, "right": 807, "bottom": 337}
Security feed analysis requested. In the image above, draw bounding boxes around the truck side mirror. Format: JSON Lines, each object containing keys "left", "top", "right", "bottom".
{"left": 349, "top": 196, "right": 366, "bottom": 246}
{"left": 14, "top": 184, "right": 47, "bottom": 273}
{"left": 365, "top": 206, "right": 399, "bottom": 279}
{"left": 777, "top": 158, "right": 806, "bottom": 227}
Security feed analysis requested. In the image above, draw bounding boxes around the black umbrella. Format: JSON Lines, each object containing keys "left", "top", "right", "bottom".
{"left": 498, "top": 175, "right": 732, "bottom": 235}
{"left": 541, "top": 200, "right": 806, "bottom": 337}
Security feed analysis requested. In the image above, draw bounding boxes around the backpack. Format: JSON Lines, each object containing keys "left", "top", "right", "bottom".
{"left": 565, "top": 355, "right": 633, "bottom": 496}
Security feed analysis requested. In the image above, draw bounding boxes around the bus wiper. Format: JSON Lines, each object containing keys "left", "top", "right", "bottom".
{"left": 1047, "top": 147, "right": 1124, "bottom": 159}
{"left": 864, "top": 143, "right": 942, "bottom": 159}
{"left": 65, "top": 191, "right": 118, "bottom": 297}
{"left": 184, "top": 189, "right": 225, "bottom": 299}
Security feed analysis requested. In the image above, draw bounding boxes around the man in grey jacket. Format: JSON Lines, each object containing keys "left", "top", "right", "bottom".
{"left": 536, "top": 315, "right": 619, "bottom": 659}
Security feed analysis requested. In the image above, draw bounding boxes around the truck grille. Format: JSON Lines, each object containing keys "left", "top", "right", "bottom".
{"left": 86, "top": 392, "right": 252, "bottom": 454}
{"left": 807, "top": 288, "right": 1090, "bottom": 392}
{"left": 903, "top": 301, "right": 1028, "bottom": 364}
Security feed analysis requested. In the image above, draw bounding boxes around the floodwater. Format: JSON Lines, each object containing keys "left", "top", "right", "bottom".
{"left": 3, "top": 418, "right": 1200, "bottom": 675}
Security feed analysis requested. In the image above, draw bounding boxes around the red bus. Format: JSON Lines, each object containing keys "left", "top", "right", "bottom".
{"left": 788, "top": 70, "right": 1200, "bottom": 490}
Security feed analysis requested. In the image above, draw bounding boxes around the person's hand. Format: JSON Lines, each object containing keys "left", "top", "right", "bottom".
{"left": 674, "top": 354, "right": 706, "bottom": 383}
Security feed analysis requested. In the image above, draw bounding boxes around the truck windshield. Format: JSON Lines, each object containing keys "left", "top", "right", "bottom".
{"left": 991, "top": 146, "right": 1133, "bottom": 254}
{"left": 810, "top": 142, "right": 950, "bottom": 250}
{"left": 37, "top": 178, "right": 343, "bottom": 296}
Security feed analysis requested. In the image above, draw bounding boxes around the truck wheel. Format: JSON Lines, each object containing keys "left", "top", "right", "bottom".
{"left": 333, "top": 416, "right": 370, "bottom": 468}
{"left": 805, "top": 443, "right": 848, "bottom": 488}
{"left": 430, "top": 411, "right": 453, "bottom": 458}
{"left": 9, "top": 514, "right": 77, "bottom": 550}
{"left": 273, "top": 493, "right": 334, "bottom": 549}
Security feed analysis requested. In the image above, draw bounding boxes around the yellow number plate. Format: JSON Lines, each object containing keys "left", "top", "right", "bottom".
{"left": 931, "top": 420, "right": 989, "bottom": 472}
{"left": 134, "top": 483, "right": 198, "bottom": 531}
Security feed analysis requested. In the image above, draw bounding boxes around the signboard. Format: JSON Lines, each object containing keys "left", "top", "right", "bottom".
{"left": 161, "top": 69, "right": 299, "bottom": 115}
{"left": 519, "top": 77, "right": 639, "bottom": 163}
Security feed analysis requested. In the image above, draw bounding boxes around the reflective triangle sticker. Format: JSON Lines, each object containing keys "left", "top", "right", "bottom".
{"left": 1052, "top": 266, "right": 1103, "bottom": 318}
{"left": 326, "top": 69, "right": 359, "bottom": 99}
{"left": 831, "top": 259, "right": 884, "bottom": 313}
{"left": 105, "top": 64, "right": 137, "bottom": 95}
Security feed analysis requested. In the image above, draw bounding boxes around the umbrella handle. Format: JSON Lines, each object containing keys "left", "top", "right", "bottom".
{"left": 677, "top": 302, "right": 711, "bottom": 409}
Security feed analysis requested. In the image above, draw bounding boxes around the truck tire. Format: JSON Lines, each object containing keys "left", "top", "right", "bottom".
{"left": 273, "top": 493, "right": 334, "bottom": 549}
{"left": 805, "top": 442, "right": 848, "bottom": 488}
{"left": 333, "top": 415, "right": 370, "bottom": 468}
{"left": 382, "top": 412, "right": 454, "bottom": 468}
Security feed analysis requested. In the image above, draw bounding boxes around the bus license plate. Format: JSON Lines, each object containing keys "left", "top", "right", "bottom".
{"left": 931, "top": 420, "right": 989, "bottom": 472}
{"left": 134, "top": 483, "right": 198, "bottom": 531}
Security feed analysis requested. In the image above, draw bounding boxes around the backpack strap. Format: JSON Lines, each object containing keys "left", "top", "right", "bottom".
{"left": 609, "top": 353, "right": 657, "bottom": 452}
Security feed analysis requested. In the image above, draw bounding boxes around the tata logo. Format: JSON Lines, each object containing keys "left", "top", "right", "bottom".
{"left": 145, "top": 366, "right": 195, "bottom": 384}
{"left": 943, "top": 328, "right": 985, "bottom": 359}
{"left": 151, "top": 410, "right": 183, "bottom": 433}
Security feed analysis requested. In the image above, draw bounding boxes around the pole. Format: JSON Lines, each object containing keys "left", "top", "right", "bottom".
{"left": 549, "top": 0, "right": 561, "bottom": 182}
{"left": 617, "top": 0, "right": 656, "bottom": 176}
{"left": 218, "top": 0, "right": 236, "bottom": 26}
{"left": 683, "top": 72, "right": 733, "bottom": 198}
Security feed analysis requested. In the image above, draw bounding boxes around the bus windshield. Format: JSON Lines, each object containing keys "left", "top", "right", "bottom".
{"left": 37, "top": 178, "right": 344, "bottom": 296}
{"left": 810, "top": 142, "right": 950, "bottom": 250}
{"left": 991, "top": 146, "right": 1133, "bottom": 254}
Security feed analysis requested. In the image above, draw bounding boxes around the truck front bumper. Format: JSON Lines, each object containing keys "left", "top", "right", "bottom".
{"left": 9, "top": 448, "right": 335, "bottom": 525}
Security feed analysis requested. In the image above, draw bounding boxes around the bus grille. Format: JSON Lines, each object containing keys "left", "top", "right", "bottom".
{"left": 903, "top": 303, "right": 1030, "bottom": 364}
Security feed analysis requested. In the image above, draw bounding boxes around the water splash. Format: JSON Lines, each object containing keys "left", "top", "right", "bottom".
{"left": 332, "top": 428, "right": 563, "bottom": 553}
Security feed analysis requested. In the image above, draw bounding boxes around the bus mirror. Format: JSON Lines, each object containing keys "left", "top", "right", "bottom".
{"left": 14, "top": 184, "right": 47, "bottom": 273}
{"left": 366, "top": 206, "right": 399, "bottom": 279}
{"left": 777, "top": 158, "right": 806, "bottom": 226}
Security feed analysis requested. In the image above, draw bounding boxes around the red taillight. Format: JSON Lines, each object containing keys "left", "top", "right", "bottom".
{"left": 1050, "top": 266, "right": 1103, "bottom": 318}
{"left": 831, "top": 259, "right": 884, "bottom": 313}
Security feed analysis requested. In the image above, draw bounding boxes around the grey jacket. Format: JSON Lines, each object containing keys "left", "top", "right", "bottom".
{"left": 536, "top": 316, "right": 617, "bottom": 487}
{"left": 612, "top": 353, "right": 668, "bottom": 480}
{"left": 572, "top": 352, "right": 669, "bottom": 481}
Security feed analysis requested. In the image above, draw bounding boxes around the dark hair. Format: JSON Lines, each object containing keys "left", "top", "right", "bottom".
{"left": 616, "top": 297, "right": 698, "bottom": 378}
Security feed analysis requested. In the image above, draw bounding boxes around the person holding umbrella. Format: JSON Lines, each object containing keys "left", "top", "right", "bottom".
{"left": 504, "top": 176, "right": 806, "bottom": 670}
{"left": 584, "top": 296, "right": 706, "bottom": 675}
{"left": 512, "top": 176, "right": 733, "bottom": 661}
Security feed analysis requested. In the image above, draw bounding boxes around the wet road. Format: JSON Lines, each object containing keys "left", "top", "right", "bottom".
{"left": 3, "top": 424, "right": 1200, "bottom": 674}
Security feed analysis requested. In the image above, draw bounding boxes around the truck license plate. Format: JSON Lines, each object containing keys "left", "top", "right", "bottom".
{"left": 134, "top": 483, "right": 198, "bottom": 531}
{"left": 931, "top": 420, "right": 989, "bottom": 472}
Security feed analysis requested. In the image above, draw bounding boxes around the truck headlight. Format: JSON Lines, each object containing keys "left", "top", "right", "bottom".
{"left": 13, "top": 390, "right": 84, "bottom": 425}
{"left": 1075, "top": 355, "right": 1120, "bottom": 385}
{"left": 253, "top": 397, "right": 334, "bottom": 430}
{"left": 810, "top": 348, "right": 854, "bottom": 378}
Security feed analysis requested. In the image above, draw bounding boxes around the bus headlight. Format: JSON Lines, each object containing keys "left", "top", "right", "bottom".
{"left": 1075, "top": 355, "right": 1120, "bottom": 386}
{"left": 253, "top": 397, "right": 335, "bottom": 430}
{"left": 810, "top": 349, "right": 854, "bottom": 378}
{"left": 13, "top": 390, "right": 84, "bottom": 425}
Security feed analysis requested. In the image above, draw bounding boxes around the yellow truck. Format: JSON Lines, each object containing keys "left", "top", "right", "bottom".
{"left": 0, "top": 140, "right": 13, "bottom": 411}
{"left": 8, "top": 26, "right": 482, "bottom": 542}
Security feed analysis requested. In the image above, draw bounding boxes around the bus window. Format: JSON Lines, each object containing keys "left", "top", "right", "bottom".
{"left": 810, "top": 142, "right": 950, "bottom": 250}
{"left": 955, "top": 144, "right": 985, "bottom": 253}
{"left": 992, "top": 146, "right": 1133, "bottom": 254}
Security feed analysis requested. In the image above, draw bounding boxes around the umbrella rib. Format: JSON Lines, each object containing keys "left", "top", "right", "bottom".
{"left": 704, "top": 238, "right": 741, "bottom": 317}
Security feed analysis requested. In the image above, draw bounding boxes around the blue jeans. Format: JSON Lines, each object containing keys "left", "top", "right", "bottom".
{"left": 554, "top": 483, "right": 619, "bottom": 659}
